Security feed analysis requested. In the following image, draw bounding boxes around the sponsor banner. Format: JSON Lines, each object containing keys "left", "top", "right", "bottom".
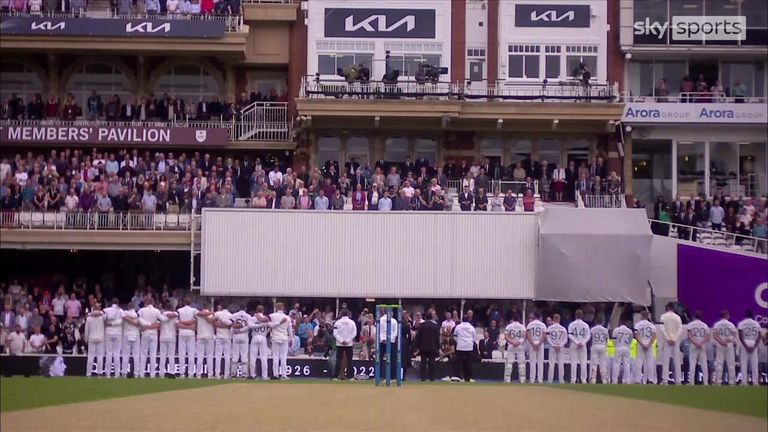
{"left": 0, "top": 124, "right": 229, "bottom": 146}
{"left": 0, "top": 16, "right": 226, "bottom": 38}
{"left": 324, "top": 8, "right": 436, "bottom": 39}
{"left": 633, "top": 15, "right": 766, "bottom": 45}
{"left": 514, "top": 4, "right": 591, "bottom": 28}
{"left": 622, "top": 102, "right": 768, "bottom": 124}
{"left": 678, "top": 244, "right": 768, "bottom": 325}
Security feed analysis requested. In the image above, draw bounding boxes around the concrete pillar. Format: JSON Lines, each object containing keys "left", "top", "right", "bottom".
{"left": 340, "top": 134, "right": 349, "bottom": 164}
{"left": 373, "top": 133, "right": 384, "bottom": 162}
{"left": 623, "top": 133, "right": 634, "bottom": 194}
{"left": 46, "top": 54, "right": 60, "bottom": 101}
{"left": 136, "top": 55, "right": 147, "bottom": 98}
{"left": 225, "top": 64, "right": 236, "bottom": 103}
{"left": 531, "top": 137, "right": 540, "bottom": 162}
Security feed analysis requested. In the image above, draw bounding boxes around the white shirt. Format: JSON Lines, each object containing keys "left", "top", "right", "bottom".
{"left": 660, "top": 311, "right": 683, "bottom": 343}
{"left": 122, "top": 309, "right": 140, "bottom": 340}
{"left": 441, "top": 319, "right": 455, "bottom": 335}
{"left": 51, "top": 297, "right": 66, "bottom": 315}
{"left": 28, "top": 333, "right": 46, "bottom": 352}
{"left": 634, "top": 320, "right": 657, "bottom": 346}
{"left": 333, "top": 316, "right": 357, "bottom": 347}
{"left": 138, "top": 305, "right": 166, "bottom": 336}
{"left": 85, "top": 314, "right": 106, "bottom": 343}
{"left": 453, "top": 322, "right": 476, "bottom": 352}
{"left": 176, "top": 305, "right": 199, "bottom": 337}
{"left": 196, "top": 311, "right": 215, "bottom": 340}
{"left": 713, "top": 319, "right": 736, "bottom": 345}
{"left": 14, "top": 171, "right": 28, "bottom": 187}
{"left": 613, "top": 325, "right": 634, "bottom": 349}
{"left": 268, "top": 310, "right": 292, "bottom": 342}
{"left": 231, "top": 311, "right": 251, "bottom": 342}
{"left": 567, "top": 319, "right": 591, "bottom": 346}
{"left": 553, "top": 168, "right": 566, "bottom": 181}
{"left": 378, "top": 316, "right": 399, "bottom": 343}
{"left": 248, "top": 313, "right": 270, "bottom": 338}
{"left": 214, "top": 310, "right": 233, "bottom": 340}
{"left": 590, "top": 325, "right": 609, "bottom": 347}
{"left": 737, "top": 318, "right": 761, "bottom": 347}
{"left": 504, "top": 321, "right": 526, "bottom": 349}
{"left": 547, "top": 323, "right": 568, "bottom": 347}
{"left": 6, "top": 332, "right": 26, "bottom": 355}
{"left": 402, "top": 186, "right": 415, "bottom": 198}
{"left": 268, "top": 170, "right": 283, "bottom": 186}
{"left": 104, "top": 304, "right": 124, "bottom": 337}
{"left": 526, "top": 320, "right": 547, "bottom": 344}
{"left": 686, "top": 319, "right": 710, "bottom": 346}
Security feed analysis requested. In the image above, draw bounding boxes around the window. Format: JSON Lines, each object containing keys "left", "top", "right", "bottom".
{"left": 66, "top": 63, "right": 131, "bottom": 108}
{"left": 545, "top": 56, "right": 560, "bottom": 79}
{"left": 154, "top": 65, "right": 219, "bottom": 104}
{"left": 385, "top": 54, "right": 441, "bottom": 77}
{"left": 508, "top": 45, "right": 541, "bottom": 79}
{"left": 0, "top": 62, "right": 43, "bottom": 108}
{"left": 467, "top": 49, "right": 486, "bottom": 57}
{"left": 566, "top": 45, "right": 598, "bottom": 79}
{"left": 317, "top": 53, "right": 374, "bottom": 75}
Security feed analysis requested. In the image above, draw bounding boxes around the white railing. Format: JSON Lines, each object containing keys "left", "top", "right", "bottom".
{"left": 0, "top": 211, "right": 193, "bottom": 231}
{"left": 620, "top": 91, "right": 767, "bottom": 104}
{"left": 302, "top": 78, "right": 619, "bottom": 102}
{"left": 0, "top": 12, "right": 244, "bottom": 31}
{"left": 241, "top": 0, "right": 296, "bottom": 3}
{"left": 583, "top": 194, "right": 626, "bottom": 208}
{"left": 648, "top": 218, "right": 767, "bottom": 255}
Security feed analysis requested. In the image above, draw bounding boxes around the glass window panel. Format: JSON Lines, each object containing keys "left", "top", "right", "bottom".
{"left": 545, "top": 55, "right": 560, "bottom": 79}
{"left": 634, "top": 0, "right": 669, "bottom": 26}
{"left": 318, "top": 55, "right": 336, "bottom": 75}
{"left": 153, "top": 65, "right": 220, "bottom": 103}
{"left": 524, "top": 55, "right": 540, "bottom": 78}
{"left": 709, "top": 142, "right": 739, "bottom": 196}
{"left": 721, "top": 62, "right": 757, "bottom": 97}
{"left": 356, "top": 54, "right": 374, "bottom": 68}
{"left": 567, "top": 55, "right": 598, "bottom": 79}
{"left": 739, "top": 142, "right": 768, "bottom": 197}
{"left": 336, "top": 55, "right": 355, "bottom": 73}
{"left": 0, "top": 63, "right": 43, "bottom": 107}
{"left": 66, "top": 64, "right": 131, "bottom": 109}
{"left": 704, "top": 0, "right": 737, "bottom": 16}
{"left": 656, "top": 61, "right": 687, "bottom": 96}
{"left": 742, "top": 0, "right": 768, "bottom": 28}
{"left": 671, "top": 0, "right": 704, "bottom": 16}
{"left": 508, "top": 55, "right": 524, "bottom": 78}
{"left": 632, "top": 140, "right": 673, "bottom": 206}
{"left": 677, "top": 141, "right": 706, "bottom": 197}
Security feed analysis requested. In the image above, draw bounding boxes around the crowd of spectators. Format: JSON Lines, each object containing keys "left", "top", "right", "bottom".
{"left": 653, "top": 74, "right": 749, "bottom": 103}
{"left": 1, "top": 0, "right": 243, "bottom": 17}
{"left": 651, "top": 193, "right": 768, "bottom": 253}
{"left": 1, "top": 89, "right": 286, "bottom": 123}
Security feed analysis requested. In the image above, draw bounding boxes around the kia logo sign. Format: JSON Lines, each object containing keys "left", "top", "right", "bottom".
{"left": 0, "top": 16, "right": 225, "bottom": 38}
{"left": 30, "top": 21, "right": 65, "bottom": 30}
{"left": 125, "top": 22, "right": 171, "bottom": 33}
{"left": 324, "top": 8, "right": 435, "bottom": 38}
{"left": 515, "top": 4, "right": 591, "bottom": 28}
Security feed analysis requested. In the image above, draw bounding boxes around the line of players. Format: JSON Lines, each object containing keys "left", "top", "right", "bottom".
{"left": 83, "top": 298, "right": 295, "bottom": 379}
{"left": 501, "top": 306, "right": 765, "bottom": 385}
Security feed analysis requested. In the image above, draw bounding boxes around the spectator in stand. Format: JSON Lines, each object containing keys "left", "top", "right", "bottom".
{"left": 27, "top": 94, "right": 44, "bottom": 120}
{"left": 459, "top": 185, "right": 473, "bottom": 211}
{"left": 61, "top": 93, "right": 80, "bottom": 121}
{"left": 522, "top": 189, "right": 535, "bottom": 212}
{"left": 754, "top": 217, "right": 767, "bottom": 254}
{"left": 145, "top": 0, "right": 159, "bottom": 13}
{"left": 167, "top": 0, "right": 180, "bottom": 13}
{"left": 681, "top": 75, "right": 694, "bottom": 102}
{"left": 490, "top": 191, "right": 504, "bottom": 212}
{"left": 474, "top": 187, "right": 488, "bottom": 211}
{"left": 552, "top": 163, "right": 566, "bottom": 202}
{"left": 5, "top": 325, "right": 26, "bottom": 355}
{"left": 86, "top": 91, "right": 101, "bottom": 121}
{"left": 45, "top": 95, "right": 59, "bottom": 118}
{"left": 9, "top": 0, "right": 27, "bottom": 12}
{"left": 28, "top": 326, "right": 46, "bottom": 353}
{"left": 377, "top": 189, "right": 392, "bottom": 211}
{"left": 105, "top": 95, "right": 120, "bottom": 121}
{"left": 732, "top": 80, "right": 747, "bottom": 103}
{"left": 656, "top": 78, "right": 669, "bottom": 102}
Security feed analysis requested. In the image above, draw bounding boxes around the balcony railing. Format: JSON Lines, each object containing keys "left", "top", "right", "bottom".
{"left": 649, "top": 218, "right": 766, "bottom": 256}
{"left": 302, "top": 78, "right": 619, "bottom": 102}
{"left": 620, "top": 91, "right": 767, "bottom": 104}
{"left": 0, "top": 12, "right": 244, "bottom": 32}
{"left": 0, "top": 211, "right": 193, "bottom": 231}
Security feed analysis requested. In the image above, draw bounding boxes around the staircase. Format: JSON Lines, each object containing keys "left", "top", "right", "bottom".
{"left": 236, "top": 102, "right": 291, "bottom": 142}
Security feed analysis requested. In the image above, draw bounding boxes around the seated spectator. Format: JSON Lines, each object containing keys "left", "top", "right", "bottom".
{"left": 145, "top": 0, "right": 160, "bottom": 14}
{"left": 167, "top": 0, "right": 181, "bottom": 13}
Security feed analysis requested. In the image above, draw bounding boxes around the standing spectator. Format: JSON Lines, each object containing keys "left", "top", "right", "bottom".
{"left": 145, "top": 0, "right": 160, "bottom": 13}
{"left": 313, "top": 189, "right": 329, "bottom": 211}
{"left": 377, "top": 190, "right": 392, "bottom": 211}
{"left": 503, "top": 189, "right": 516, "bottom": 212}
{"left": 61, "top": 93, "right": 80, "bottom": 120}
{"left": 331, "top": 189, "right": 345, "bottom": 210}
{"left": 473, "top": 188, "right": 488, "bottom": 211}
{"left": 65, "top": 293, "right": 81, "bottom": 320}
{"left": 732, "top": 80, "right": 747, "bottom": 103}
{"left": 28, "top": 326, "right": 46, "bottom": 353}
{"left": 52, "top": 290, "right": 67, "bottom": 323}
{"left": 453, "top": 317, "right": 476, "bottom": 382}
{"left": 459, "top": 185, "right": 473, "bottom": 211}
{"left": 552, "top": 163, "right": 566, "bottom": 202}
{"left": 522, "top": 189, "right": 535, "bottom": 212}
{"left": 86, "top": 90, "right": 101, "bottom": 120}
{"left": 351, "top": 184, "right": 366, "bottom": 210}
{"left": 656, "top": 78, "right": 669, "bottom": 101}
{"left": 5, "top": 325, "right": 26, "bottom": 355}
{"left": 709, "top": 199, "right": 725, "bottom": 231}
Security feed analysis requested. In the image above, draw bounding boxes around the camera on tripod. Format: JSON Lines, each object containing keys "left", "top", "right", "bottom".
{"left": 415, "top": 63, "right": 447, "bottom": 85}
{"left": 337, "top": 63, "right": 371, "bottom": 84}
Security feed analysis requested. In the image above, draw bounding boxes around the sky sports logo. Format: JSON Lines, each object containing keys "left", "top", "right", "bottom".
{"left": 634, "top": 16, "right": 746, "bottom": 41}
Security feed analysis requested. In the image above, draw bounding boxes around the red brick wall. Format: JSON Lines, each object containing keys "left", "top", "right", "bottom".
{"left": 451, "top": 0, "right": 467, "bottom": 84}
{"left": 487, "top": 0, "right": 499, "bottom": 85}
{"left": 288, "top": 8, "right": 308, "bottom": 118}
{"left": 606, "top": 0, "right": 624, "bottom": 90}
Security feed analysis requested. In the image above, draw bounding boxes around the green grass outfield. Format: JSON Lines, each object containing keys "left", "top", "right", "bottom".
{"left": 2, "top": 377, "right": 766, "bottom": 418}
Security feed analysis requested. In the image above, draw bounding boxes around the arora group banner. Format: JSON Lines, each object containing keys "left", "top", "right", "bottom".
{"left": 677, "top": 244, "right": 768, "bottom": 325}
{"left": 623, "top": 102, "right": 768, "bottom": 124}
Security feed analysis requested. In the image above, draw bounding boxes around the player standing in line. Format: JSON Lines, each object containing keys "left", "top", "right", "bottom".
{"left": 121, "top": 303, "right": 141, "bottom": 378}
{"left": 737, "top": 310, "right": 761, "bottom": 385}
{"left": 634, "top": 311, "right": 657, "bottom": 384}
{"left": 138, "top": 297, "right": 166, "bottom": 378}
{"left": 567, "top": 309, "right": 590, "bottom": 384}
{"left": 526, "top": 312, "right": 547, "bottom": 384}
{"left": 612, "top": 321, "right": 634, "bottom": 384}
{"left": 503, "top": 312, "right": 527, "bottom": 384}
{"left": 103, "top": 298, "right": 123, "bottom": 378}
{"left": 248, "top": 305, "right": 271, "bottom": 380}
{"left": 712, "top": 310, "right": 737, "bottom": 385}
{"left": 589, "top": 322, "right": 609, "bottom": 384}
{"left": 195, "top": 305, "right": 216, "bottom": 378}
{"left": 269, "top": 302, "right": 293, "bottom": 380}
{"left": 659, "top": 303, "right": 683, "bottom": 385}
{"left": 175, "top": 298, "right": 198, "bottom": 378}
{"left": 158, "top": 306, "right": 178, "bottom": 377}
{"left": 686, "top": 310, "right": 710, "bottom": 385}
{"left": 84, "top": 304, "right": 106, "bottom": 377}
{"left": 230, "top": 306, "right": 251, "bottom": 378}
{"left": 546, "top": 314, "right": 568, "bottom": 384}
{"left": 213, "top": 304, "right": 234, "bottom": 379}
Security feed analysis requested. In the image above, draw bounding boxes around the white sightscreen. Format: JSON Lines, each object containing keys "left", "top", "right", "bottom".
{"left": 201, "top": 209, "right": 538, "bottom": 299}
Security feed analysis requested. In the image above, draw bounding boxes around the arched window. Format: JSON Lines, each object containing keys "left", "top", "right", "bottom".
{"left": 154, "top": 64, "right": 220, "bottom": 104}
{"left": 0, "top": 62, "right": 44, "bottom": 108}
{"left": 65, "top": 63, "right": 131, "bottom": 109}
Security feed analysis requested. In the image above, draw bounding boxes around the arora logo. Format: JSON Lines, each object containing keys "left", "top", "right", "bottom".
{"left": 624, "top": 107, "right": 691, "bottom": 119}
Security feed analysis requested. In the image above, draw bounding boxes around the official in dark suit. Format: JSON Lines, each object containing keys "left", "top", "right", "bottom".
{"left": 120, "top": 97, "right": 139, "bottom": 121}
{"left": 459, "top": 186, "right": 473, "bottom": 211}
{"left": 415, "top": 311, "right": 440, "bottom": 381}
{"left": 197, "top": 100, "right": 211, "bottom": 120}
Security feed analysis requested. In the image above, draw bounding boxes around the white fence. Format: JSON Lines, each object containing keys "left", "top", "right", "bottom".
{"left": 583, "top": 194, "right": 626, "bottom": 208}
{"left": 649, "top": 218, "right": 767, "bottom": 255}
{"left": 0, "top": 211, "right": 193, "bottom": 231}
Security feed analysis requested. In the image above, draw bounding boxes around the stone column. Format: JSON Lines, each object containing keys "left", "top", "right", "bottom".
{"left": 47, "top": 54, "right": 60, "bottom": 101}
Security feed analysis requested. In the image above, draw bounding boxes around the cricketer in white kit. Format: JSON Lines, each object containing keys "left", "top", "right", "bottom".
{"left": 659, "top": 303, "right": 683, "bottom": 385}
{"left": 712, "top": 310, "right": 737, "bottom": 385}
{"left": 213, "top": 306, "right": 234, "bottom": 379}
{"left": 248, "top": 305, "right": 271, "bottom": 379}
{"left": 158, "top": 308, "right": 179, "bottom": 376}
{"left": 589, "top": 324, "right": 609, "bottom": 384}
{"left": 503, "top": 312, "right": 527, "bottom": 384}
{"left": 196, "top": 306, "right": 216, "bottom": 378}
{"left": 686, "top": 310, "right": 710, "bottom": 385}
{"left": 612, "top": 322, "right": 634, "bottom": 384}
{"left": 634, "top": 311, "right": 657, "bottom": 385}
{"left": 737, "top": 310, "right": 761, "bottom": 385}
{"left": 84, "top": 304, "right": 106, "bottom": 377}
{"left": 230, "top": 307, "right": 251, "bottom": 378}
{"left": 103, "top": 299, "right": 124, "bottom": 378}
{"left": 176, "top": 298, "right": 199, "bottom": 377}
{"left": 269, "top": 302, "right": 293, "bottom": 380}
{"left": 567, "top": 310, "right": 591, "bottom": 384}
{"left": 526, "top": 313, "right": 547, "bottom": 384}
{"left": 121, "top": 306, "right": 141, "bottom": 377}
{"left": 546, "top": 314, "right": 568, "bottom": 384}
{"left": 138, "top": 298, "right": 167, "bottom": 378}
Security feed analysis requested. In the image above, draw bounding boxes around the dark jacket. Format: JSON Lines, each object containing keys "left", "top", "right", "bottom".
{"left": 415, "top": 320, "right": 440, "bottom": 354}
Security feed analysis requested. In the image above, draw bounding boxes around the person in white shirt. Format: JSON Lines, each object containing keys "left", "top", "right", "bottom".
{"left": 612, "top": 321, "right": 634, "bottom": 384}
{"left": 634, "top": 310, "right": 657, "bottom": 385}
{"left": 103, "top": 299, "right": 124, "bottom": 378}
{"left": 453, "top": 317, "right": 476, "bottom": 382}
{"left": 158, "top": 307, "right": 178, "bottom": 377}
{"left": 5, "top": 325, "right": 27, "bottom": 355}
{"left": 230, "top": 307, "right": 251, "bottom": 378}
{"left": 737, "top": 309, "right": 761, "bottom": 385}
{"left": 504, "top": 312, "right": 527, "bottom": 384}
{"left": 712, "top": 310, "right": 737, "bottom": 385}
{"left": 268, "top": 302, "right": 293, "bottom": 380}
{"left": 175, "top": 298, "right": 199, "bottom": 377}
{"left": 52, "top": 293, "right": 67, "bottom": 320}
{"left": 685, "top": 310, "right": 710, "bottom": 385}
{"left": 28, "top": 326, "right": 46, "bottom": 353}
{"left": 213, "top": 305, "right": 234, "bottom": 379}
{"left": 248, "top": 305, "right": 271, "bottom": 380}
{"left": 526, "top": 312, "right": 547, "bottom": 384}
{"left": 195, "top": 305, "right": 216, "bottom": 378}
{"left": 552, "top": 163, "right": 566, "bottom": 202}
{"left": 85, "top": 304, "right": 106, "bottom": 377}
{"left": 440, "top": 312, "right": 455, "bottom": 338}
{"left": 121, "top": 305, "right": 141, "bottom": 378}
{"left": 137, "top": 298, "right": 167, "bottom": 378}
{"left": 659, "top": 303, "right": 683, "bottom": 385}
{"left": 567, "top": 309, "right": 591, "bottom": 384}
{"left": 333, "top": 309, "right": 358, "bottom": 380}
{"left": 546, "top": 314, "right": 568, "bottom": 384}
{"left": 268, "top": 166, "right": 283, "bottom": 187}
{"left": 378, "top": 309, "right": 399, "bottom": 380}
{"left": 589, "top": 324, "right": 609, "bottom": 384}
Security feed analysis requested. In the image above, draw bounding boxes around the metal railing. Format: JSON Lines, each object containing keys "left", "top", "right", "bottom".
{"left": 302, "top": 78, "right": 619, "bottom": 102}
{"left": 0, "top": 12, "right": 244, "bottom": 32}
{"left": 648, "top": 218, "right": 767, "bottom": 255}
{"left": 445, "top": 179, "right": 538, "bottom": 195}
{"left": 0, "top": 211, "right": 193, "bottom": 231}
{"left": 583, "top": 194, "right": 626, "bottom": 208}
{"left": 620, "top": 91, "right": 767, "bottom": 104}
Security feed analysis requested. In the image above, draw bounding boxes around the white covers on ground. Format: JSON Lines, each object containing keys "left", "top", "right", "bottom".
{"left": 536, "top": 208, "right": 652, "bottom": 304}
